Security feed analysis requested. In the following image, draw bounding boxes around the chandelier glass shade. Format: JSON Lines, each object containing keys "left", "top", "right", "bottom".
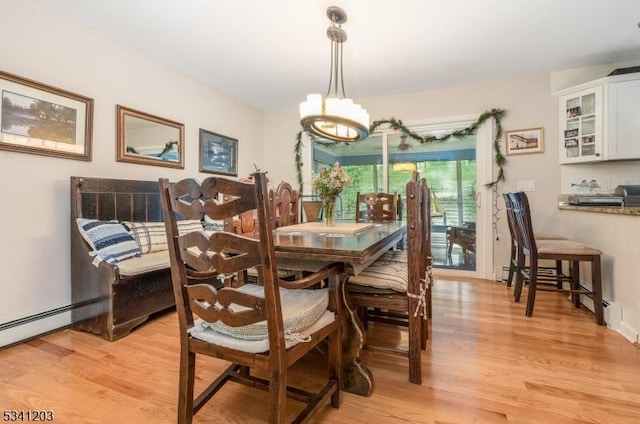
{"left": 299, "top": 6, "right": 369, "bottom": 142}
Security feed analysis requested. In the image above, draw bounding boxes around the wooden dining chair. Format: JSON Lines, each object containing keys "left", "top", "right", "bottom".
{"left": 346, "top": 171, "right": 431, "bottom": 384}
{"left": 270, "top": 180, "right": 299, "bottom": 228}
{"left": 355, "top": 191, "right": 398, "bottom": 223}
{"left": 508, "top": 192, "right": 604, "bottom": 325}
{"left": 159, "top": 172, "right": 344, "bottom": 424}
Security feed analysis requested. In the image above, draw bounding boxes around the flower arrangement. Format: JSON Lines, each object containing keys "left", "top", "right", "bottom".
{"left": 311, "top": 162, "right": 352, "bottom": 225}
{"left": 311, "top": 161, "right": 353, "bottom": 198}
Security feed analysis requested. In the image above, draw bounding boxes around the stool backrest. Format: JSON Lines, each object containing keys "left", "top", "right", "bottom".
{"left": 507, "top": 192, "right": 537, "bottom": 257}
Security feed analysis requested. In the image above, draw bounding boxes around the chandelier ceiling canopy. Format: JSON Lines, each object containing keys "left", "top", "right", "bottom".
{"left": 299, "top": 6, "right": 369, "bottom": 143}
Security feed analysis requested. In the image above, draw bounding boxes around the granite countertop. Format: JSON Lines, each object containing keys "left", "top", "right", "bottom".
{"left": 557, "top": 194, "right": 640, "bottom": 215}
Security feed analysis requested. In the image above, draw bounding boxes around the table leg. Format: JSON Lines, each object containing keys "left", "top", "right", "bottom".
{"left": 340, "top": 281, "right": 374, "bottom": 396}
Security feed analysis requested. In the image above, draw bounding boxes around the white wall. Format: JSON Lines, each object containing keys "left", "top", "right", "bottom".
{"left": 0, "top": 0, "right": 264, "bottom": 347}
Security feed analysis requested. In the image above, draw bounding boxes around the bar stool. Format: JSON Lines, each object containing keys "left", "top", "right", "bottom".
{"left": 502, "top": 193, "right": 571, "bottom": 288}
{"left": 508, "top": 192, "right": 604, "bottom": 325}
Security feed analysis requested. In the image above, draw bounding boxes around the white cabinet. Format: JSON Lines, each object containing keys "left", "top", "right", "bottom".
{"left": 608, "top": 78, "right": 640, "bottom": 160}
{"left": 555, "top": 73, "right": 640, "bottom": 164}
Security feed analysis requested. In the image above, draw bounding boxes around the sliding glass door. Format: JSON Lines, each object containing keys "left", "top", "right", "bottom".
{"left": 309, "top": 117, "right": 492, "bottom": 275}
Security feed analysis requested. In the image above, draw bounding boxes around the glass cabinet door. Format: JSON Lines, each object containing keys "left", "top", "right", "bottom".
{"left": 559, "top": 85, "right": 603, "bottom": 163}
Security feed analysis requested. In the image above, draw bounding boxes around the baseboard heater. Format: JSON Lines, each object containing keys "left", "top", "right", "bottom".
{"left": 0, "top": 298, "right": 100, "bottom": 333}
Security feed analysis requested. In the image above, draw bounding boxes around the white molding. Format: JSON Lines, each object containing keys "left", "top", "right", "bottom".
{"left": 619, "top": 321, "right": 639, "bottom": 344}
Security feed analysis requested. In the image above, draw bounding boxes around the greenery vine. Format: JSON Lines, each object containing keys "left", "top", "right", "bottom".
{"left": 294, "top": 108, "right": 506, "bottom": 193}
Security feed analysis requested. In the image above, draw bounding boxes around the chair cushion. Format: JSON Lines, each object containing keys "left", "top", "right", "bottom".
{"left": 535, "top": 233, "right": 568, "bottom": 240}
{"left": 203, "top": 215, "right": 225, "bottom": 232}
{"left": 122, "top": 220, "right": 203, "bottom": 254}
{"left": 348, "top": 261, "right": 407, "bottom": 292}
{"left": 537, "top": 239, "right": 602, "bottom": 256}
{"left": 76, "top": 218, "right": 141, "bottom": 265}
{"left": 189, "top": 310, "right": 335, "bottom": 354}
{"left": 207, "top": 284, "right": 329, "bottom": 341}
{"left": 378, "top": 249, "right": 408, "bottom": 264}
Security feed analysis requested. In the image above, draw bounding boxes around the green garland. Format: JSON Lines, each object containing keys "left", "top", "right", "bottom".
{"left": 295, "top": 108, "right": 506, "bottom": 193}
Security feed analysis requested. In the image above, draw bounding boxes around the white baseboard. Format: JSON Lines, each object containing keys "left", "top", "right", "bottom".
{"left": 619, "top": 321, "right": 639, "bottom": 344}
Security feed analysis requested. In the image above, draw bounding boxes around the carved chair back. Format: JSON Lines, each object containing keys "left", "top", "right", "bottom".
{"left": 355, "top": 191, "right": 398, "bottom": 222}
{"left": 270, "top": 180, "right": 299, "bottom": 227}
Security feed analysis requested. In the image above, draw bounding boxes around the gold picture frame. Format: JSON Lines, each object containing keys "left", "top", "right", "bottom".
{"left": 0, "top": 69, "right": 93, "bottom": 161}
{"left": 116, "top": 105, "right": 184, "bottom": 169}
{"left": 505, "top": 127, "right": 544, "bottom": 155}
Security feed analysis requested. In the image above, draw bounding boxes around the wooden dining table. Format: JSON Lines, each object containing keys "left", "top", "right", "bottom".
{"left": 272, "top": 220, "right": 407, "bottom": 396}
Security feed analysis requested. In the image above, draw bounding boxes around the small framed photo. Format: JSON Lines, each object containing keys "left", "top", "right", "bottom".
{"left": 505, "top": 127, "right": 544, "bottom": 155}
{"left": 564, "top": 138, "right": 579, "bottom": 148}
{"left": 0, "top": 70, "right": 93, "bottom": 161}
{"left": 199, "top": 129, "right": 238, "bottom": 176}
{"left": 564, "top": 128, "right": 579, "bottom": 138}
{"left": 566, "top": 106, "right": 581, "bottom": 118}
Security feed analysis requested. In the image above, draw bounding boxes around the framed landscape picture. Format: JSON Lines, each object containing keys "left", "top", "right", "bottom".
{"left": 199, "top": 129, "right": 238, "bottom": 176}
{"left": 0, "top": 70, "right": 93, "bottom": 161}
{"left": 505, "top": 127, "right": 544, "bottom": 155}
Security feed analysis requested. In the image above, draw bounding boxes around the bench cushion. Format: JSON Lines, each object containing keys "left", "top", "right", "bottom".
{"left": 116, "top": 250, "right": 170, "bottom": 276}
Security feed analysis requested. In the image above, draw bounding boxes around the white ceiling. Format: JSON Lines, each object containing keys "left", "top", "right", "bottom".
{"left": 36, "top": 0, "right": 640, "bottom": 111}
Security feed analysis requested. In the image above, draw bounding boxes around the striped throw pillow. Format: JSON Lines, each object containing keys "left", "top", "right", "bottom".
{"left": 76, "top": 218, "right": 141, "bottom": 266}
{"left": 123, "top": 220, "right": 203, "bottom": 254}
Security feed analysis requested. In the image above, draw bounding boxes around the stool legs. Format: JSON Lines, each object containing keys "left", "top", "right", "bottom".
{"left": 570, "top": 260, "right": 580, "bottom": 307}
{"left": 592, "top": 256, "right": 604, "bottom": 325}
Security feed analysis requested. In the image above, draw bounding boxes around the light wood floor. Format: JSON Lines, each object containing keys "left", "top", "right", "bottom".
{"left": 1, "top": 277, "right": 639, "bottom": 423}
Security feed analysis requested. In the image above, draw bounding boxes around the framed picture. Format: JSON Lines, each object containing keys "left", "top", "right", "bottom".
{"left": 566, "top": 106, "right": 581, "bottom": 118}
{"left": 116, "top": 105, "right": 184, "bottom": 169}
{"left": 505, "top": 127, "right": 544, "bottom": 155}
{"left": 199, "top": 129, "right": 238, "bottom": 176}
{"left": 0, "top": 70, "right": 93, "bottom": 161}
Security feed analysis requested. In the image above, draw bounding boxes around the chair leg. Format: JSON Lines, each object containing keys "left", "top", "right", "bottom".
{"left": 570, "top": 260, "right": 581, "bottom": 307}
{"left": 506, "top": 245, "right": 516, "bottom": 287}
{"left": 268, "top": 366, "right": 287, "bottom": 424}
{"left": 555, "top": 260, "right": 563, "bottom": 289}
{"left": 525, "top": 261, "right": 538, "bottom": 317}
{"left": 513, "top": 250, "right": 526, "bottom": 302}
{"left": 591, "top": 256, "right": 604, "bottom": 325}
{"left": 407, "top": 304, "right": 422, "bottom": 385}
{"left": 328, "top": 318, "right": 342, "bottom": 408}
{"left": 177, "top": 350, "right": 196, "bottom": 424}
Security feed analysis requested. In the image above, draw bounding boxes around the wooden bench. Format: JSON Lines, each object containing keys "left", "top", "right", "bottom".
{"left": 70, "top": 176, "right": 177, "bottom": 341}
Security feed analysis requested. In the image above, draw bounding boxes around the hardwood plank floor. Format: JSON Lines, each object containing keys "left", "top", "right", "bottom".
{"left": 1, "top": 277, "right": 638, "bottom": 423}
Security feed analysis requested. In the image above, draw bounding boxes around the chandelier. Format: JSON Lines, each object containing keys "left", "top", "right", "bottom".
{"left": 299, "top": 6, "right": 370, "bottom": 143}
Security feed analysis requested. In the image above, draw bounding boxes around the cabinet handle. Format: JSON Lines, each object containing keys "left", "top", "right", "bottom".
{"left": 595, "top": 153, "right": 601, "bottom": 157}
